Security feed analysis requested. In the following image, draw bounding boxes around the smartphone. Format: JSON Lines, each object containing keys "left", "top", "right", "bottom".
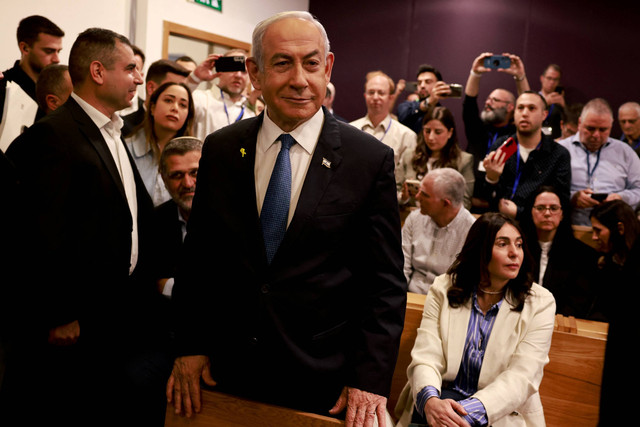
{"left": 497, "top": 137, "right": 517, "bottom": 163}
{"left": 447, "top": 83, "right": 463, "bottom": 98}
{"left": 483, "top": 55, "right": 511, "bottom": 69}
{"left": 555, "top": 85, "right": 565, "bottom": 94}
{"left": 405, "top": 179, "right": 421, "bottom": 197}
{"left": 215, "top": 55, "right": 246, "bottom": 72}
{"left": 591, "top": 193, "right": 608, "bottom": 202}
{"left": 404, "top": 81, "right": 418, "bottom": 92}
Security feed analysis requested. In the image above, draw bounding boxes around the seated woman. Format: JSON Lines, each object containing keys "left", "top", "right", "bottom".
{"left": 395, "top": 212, "right": 556, "bottom": 427}
{"left": 397, "top": 106, "right": 474, "bottom": 209}
{"left": 520, "top": 186, "right": 601, "bottom": 318}
{"left": 589, "top": 200, "right": 640, "bottom": 423}
{"left": 126, "top": 81, "right": 194, "bottom": 205}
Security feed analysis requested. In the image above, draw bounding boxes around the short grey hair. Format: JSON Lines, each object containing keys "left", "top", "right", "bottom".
{"left": 425, "top": 168, "right": 465, "bottom": 208}
{"left": 159, "top": 136, "right": 203, "bottom": 176}
{"left": 619, "top": 101, "right": 640, "bottom": 116}
{"left": 251, "top": 11, "right": 330, "bottom": 72}
{"left": 580, "top": 98, "right": 613, "bottom": 121}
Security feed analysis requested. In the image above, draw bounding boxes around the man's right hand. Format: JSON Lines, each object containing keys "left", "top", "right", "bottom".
{"left": 471, "top": 52, "right": 494, "bottom": 75}
{"left": 189, "top": 54, "right": 223, "bottom": 84}
{"left": 166, "top": 355, "right": 217, "bottom": 417}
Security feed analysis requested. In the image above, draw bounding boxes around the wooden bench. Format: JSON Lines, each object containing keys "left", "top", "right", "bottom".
{"left": 164, "top": 389, "right": 344, "bottom": 426}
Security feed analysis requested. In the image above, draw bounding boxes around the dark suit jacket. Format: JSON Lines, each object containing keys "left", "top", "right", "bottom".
{"left": 172, "top": 107, "right": 407, "bottom": 412}
{"left": 6, "top": 96, "right": 158, "bottom": 343}
{"left": 152, "top": 199, "right": 184, "bottom": 282}
{"left": 121, "top": 97, "right": 145, "bottom": 137}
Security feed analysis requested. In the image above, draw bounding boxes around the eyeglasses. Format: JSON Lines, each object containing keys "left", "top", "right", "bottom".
{"left": 487, "top": 96, "right": 510, "bottom": 104}
{"left": 533, "top": 205, "right": 562, "bottom": 214}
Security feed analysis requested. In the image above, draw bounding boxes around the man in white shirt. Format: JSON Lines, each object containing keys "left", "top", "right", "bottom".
{"left": 3, "top": 28, "right": 169, "bottom": 426}
{"left": 350, "top": 70, "right": 417, "bottom": 171}
{"left": 185, "top": 48, "right": 256, "bottom": 140}
{"left": 402, "top": 168, "right": 476, "bottom": 294}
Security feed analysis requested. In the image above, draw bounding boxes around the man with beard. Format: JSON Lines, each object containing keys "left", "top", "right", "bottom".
{"left": 462, "top": 52, "right": 530, "bottom": 212}
{"left": 186, "top": 48, "right": 256, "bottom": 140}
{"left": 153, "top": 136, "right": 203, "bottom": 298}
{"left": 350, "top": 70, "right": 416, "bottom": 170}
{"left": 0, "top": 15, "right": 64, "bottom": 125}
{"left": 480, "top": 91, "right": 571, "bottom": 219}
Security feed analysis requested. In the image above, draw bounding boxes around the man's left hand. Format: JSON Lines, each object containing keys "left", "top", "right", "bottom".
{"left": 329, "top": 386, "right": 387, "bottom": 427}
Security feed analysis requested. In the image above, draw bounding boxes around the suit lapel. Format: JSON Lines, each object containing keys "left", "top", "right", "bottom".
{"left": 66, "top": 98, "right": 128, "bottom": 202}
{"left": 232, "top": 116, "right": 267, "bottom": 269}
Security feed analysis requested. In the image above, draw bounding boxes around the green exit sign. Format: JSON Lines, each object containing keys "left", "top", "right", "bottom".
{"left": 194, "top": 0, "right": 221, "bottom": 12}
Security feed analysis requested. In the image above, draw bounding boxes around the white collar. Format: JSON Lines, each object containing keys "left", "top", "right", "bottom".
{"left": 258, "top": 107, "right": 324, "bottom": 156}
{"left": 71, "top": 92, "right": 123, "bottom": 133}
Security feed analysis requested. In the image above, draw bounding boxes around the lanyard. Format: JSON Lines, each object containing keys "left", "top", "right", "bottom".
{"left": 583, "top": 146, "right": 602, "bottom": 188}
{"left": 379, "top": 118, "right": 392, "bottom": 142}
{"left": 487, "top": 131, "right": 498, "bottom": 153}
{"left": 510, "top": 139, "right": 542, "bottom": 200}
{"left": 221, "top": 89, "right": 245, "bottom": 125}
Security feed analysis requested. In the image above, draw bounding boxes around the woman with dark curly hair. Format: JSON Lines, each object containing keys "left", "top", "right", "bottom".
{"left": 395, "top": 212, "right": 555, "bottom": 427}
{"left": 397, "top": 106, "right": 474, "bottom": 209}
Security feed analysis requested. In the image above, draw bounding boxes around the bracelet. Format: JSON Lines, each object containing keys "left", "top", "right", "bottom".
{"left": 189, "top": 72, "right": 202, "bottom": 84}
{"left": 470, "top": 70, "right": 482, "bottom": 77}
{"left": 513, "top": 74, "right": 525, "bottom": 81}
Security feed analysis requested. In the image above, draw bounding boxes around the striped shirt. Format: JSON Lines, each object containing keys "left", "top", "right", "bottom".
{"left": 416, "top": 293, "right": 502, "bottom": 426}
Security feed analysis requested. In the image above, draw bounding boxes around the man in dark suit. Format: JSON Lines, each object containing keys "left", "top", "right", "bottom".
{"left": 166, "top": 11, "right": 407, "bottom": 427}
{"left": 153, "top": 136, "right": 203, "bottom": 298}
{"left": 2, "top": 28, "right": 169, "bottom": 426}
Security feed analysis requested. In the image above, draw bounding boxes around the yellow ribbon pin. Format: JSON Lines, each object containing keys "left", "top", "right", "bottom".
{"left": 240, "top": 148, "right": 246, "bottom": 157}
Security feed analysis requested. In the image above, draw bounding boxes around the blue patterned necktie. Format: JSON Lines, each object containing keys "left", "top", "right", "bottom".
{"left": 261, "top": 134, "right": 296, "bottom": 264}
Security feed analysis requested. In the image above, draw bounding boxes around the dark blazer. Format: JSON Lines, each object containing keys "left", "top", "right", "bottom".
{"left": 3, "top": 96, "right": 167, "bottom": 424}
{"left": 152, "top": 199, "right": 184, "bottom": 282}
{"left": 172, "top": 107, "right": 407, "bottom": 412}
{"left": 121, "top": 96, "right": 145, "bottom": 137}
{"left": 6, "top": 96, "right": 158, "bottom": 341}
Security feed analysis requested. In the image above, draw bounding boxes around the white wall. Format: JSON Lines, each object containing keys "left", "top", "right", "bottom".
{"left": 1, "top": 0, "right": 309, "bottom": 71}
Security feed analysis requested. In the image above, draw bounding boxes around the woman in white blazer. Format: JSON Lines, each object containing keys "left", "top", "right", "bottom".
{"left": 395, "top": 212, "right": 556, "bottom": 427}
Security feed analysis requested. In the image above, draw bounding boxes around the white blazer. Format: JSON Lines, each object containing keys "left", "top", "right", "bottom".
{"left": 395, "top": 274, "right": 556, "bottom": 427}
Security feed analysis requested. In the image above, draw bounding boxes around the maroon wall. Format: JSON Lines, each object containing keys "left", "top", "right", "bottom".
{"left": 309, "top": 0, "right": 640, "bottom": 147}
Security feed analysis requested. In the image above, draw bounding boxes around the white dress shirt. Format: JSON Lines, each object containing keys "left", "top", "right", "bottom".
{"left": 350, "top": 114, "right": 417, "bottom": 167}
{"left": 255, "top": 107, "right": 324, "bottom": 226}
{"left": 402, "top": 207, "right": 476, "bottom": 294}
{"left": 190, "top": 86, "right": 255, "bottom": 141}
{"left": 71, "top": 92, "right": 139, "bottom": 274}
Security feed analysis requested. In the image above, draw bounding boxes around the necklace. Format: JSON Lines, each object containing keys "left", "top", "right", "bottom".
{"left": 478, "top": 287, "right": 505, "bottom": 295}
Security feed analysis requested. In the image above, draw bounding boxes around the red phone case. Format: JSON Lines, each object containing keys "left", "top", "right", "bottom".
{"left": 497, "top": 137, "right": 517, "bottom": 163}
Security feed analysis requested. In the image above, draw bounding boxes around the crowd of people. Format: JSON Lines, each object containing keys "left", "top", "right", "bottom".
{"left": 0, "top": 10, "right": 634, "bottom": 427}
